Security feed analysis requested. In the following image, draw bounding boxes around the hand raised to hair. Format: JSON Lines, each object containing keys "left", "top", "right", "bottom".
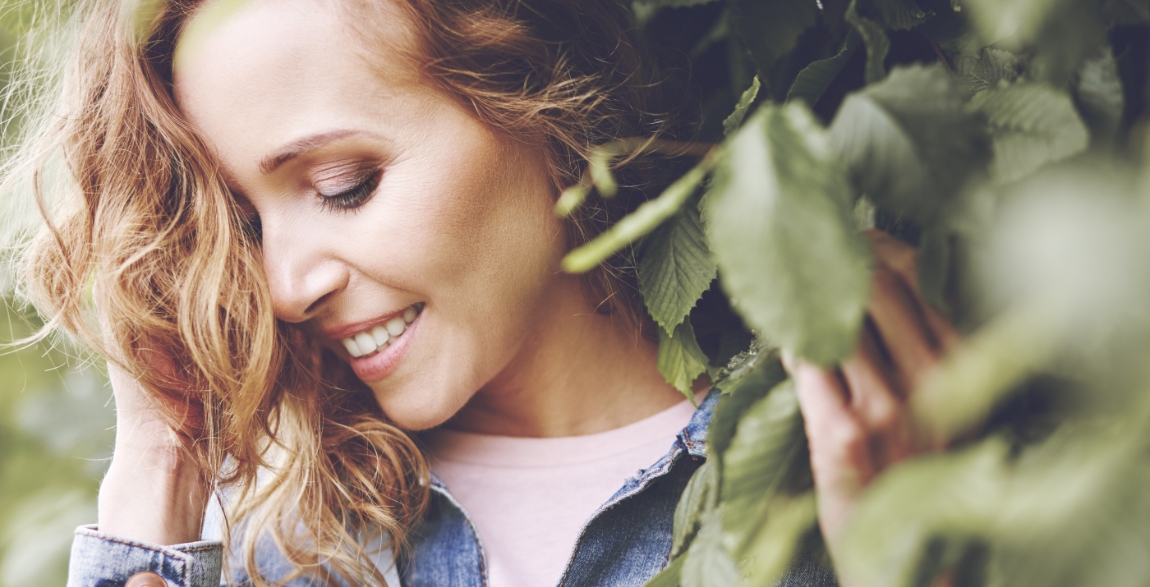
{"left": 95, "top": 282, "right": 212, "bottom": 546}
{"left": 786, "top": 231, "right": 960, "bottom": 552}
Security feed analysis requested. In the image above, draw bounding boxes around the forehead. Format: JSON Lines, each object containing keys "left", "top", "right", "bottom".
{"left": 171, "top": 0, "right": 426, "bottom": 171}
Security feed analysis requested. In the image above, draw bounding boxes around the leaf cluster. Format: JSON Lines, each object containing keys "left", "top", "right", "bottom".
{"left": 561, "top": 0, "right": 1150, "bottom": 585}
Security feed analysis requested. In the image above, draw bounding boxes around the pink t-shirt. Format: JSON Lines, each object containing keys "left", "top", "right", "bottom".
{"left": 421, "top": 399, "right": 697, "bottom": 587}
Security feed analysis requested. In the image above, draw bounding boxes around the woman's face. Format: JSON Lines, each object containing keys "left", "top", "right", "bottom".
{"left": 174, "top": 0, "right": 571, "bottom": 430}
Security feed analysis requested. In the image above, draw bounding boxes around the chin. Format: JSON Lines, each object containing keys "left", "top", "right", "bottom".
{"left": 371, "top": 379, "right": 472, "bottom": 432}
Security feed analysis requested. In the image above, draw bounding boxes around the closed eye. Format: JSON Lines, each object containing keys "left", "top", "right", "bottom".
{"left": 317, "top": 168, "right": 382, "bottom": 212}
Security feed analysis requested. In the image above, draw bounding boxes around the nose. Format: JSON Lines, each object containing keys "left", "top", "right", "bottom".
{"left": 260, "top": 218, "right": 348, "bottom": 323}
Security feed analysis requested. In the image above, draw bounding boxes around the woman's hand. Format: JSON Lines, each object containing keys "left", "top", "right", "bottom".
{"left": 787, "top": 232, "right": 960, "bottom": 547}
{"left": 96, "top": 287, "right": 211, "bottom": 546}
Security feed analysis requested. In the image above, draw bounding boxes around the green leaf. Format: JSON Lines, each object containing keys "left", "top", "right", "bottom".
{"left": 723, "top": 76, "right": 761, "bottom": 136}
{"left": 657, "top": 320, "right": 710, "bottom": 401}
{"left": 554, "top": 181, "right": 591, "bottom": 217}
{"left": 721, "top": 380, "right": 811, "bottom": 549}
{"left": 636, "top": 0, "right": 720, "bottom": 7}
{"left": 639, "top": 202, "right": 716, "bottom": 333}
{"left": 1073, "top": 48, "right": 1124, "bottom": 143}
{"left": 962, "top": 0, "right": 1108, "bottom": 84}
{"left": 672, "top": 459, "right": 719, "bottom": 557}
{"left": 730, "top": 0, "right": 820, "bottom": 76}
{"left": 644, "top": 554, "right": 685, "bottom": 587}
{"left": 952, "top": 47, "right": 1025, "bottom": 95}
{"left": 589, "top": 148, "right": 618, "bottom": 198}
{"left": 681, "top": 510, "right": 739, "bottom": 587}
{"left": 710, "top": 354, "right": 788, "bottom": 459}
{"left": 916, "top": 227, "right": 951, "bottom": 313}
{"left": 707, "top": 102, "right": 872, "bottom": 365}
{"left": 739, "top": 493, "right": 818, "bottom": 586}
{"left": 786, "top": 31, "right": 862, "bottom": 108}
{"left": 968, "top": 82, "right": 1090, "bottom": 184}
{"left": 1105, "top": 0, "right": 1150, "bottom": 24}
{"left": 845, "top": 0, "right": 891, "bottom": 84}
{"left": 911, "top": 303, "right": 1061, "bottom": 444}
{"left": 856, "top": 0, "right": 933, "bottom": 30}
{"left": 829, "top": 64, "right": 989, "bottom": 224}
{"left": 563, "top": 163, "right": 708, "bottom": 273}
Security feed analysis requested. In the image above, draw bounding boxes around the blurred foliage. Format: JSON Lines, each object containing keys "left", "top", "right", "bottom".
{"left": 0, "top": 2, "right": 114, "bottom": 587}
{"left": 560, "top": 0, "right": 1150, "bottom": 586}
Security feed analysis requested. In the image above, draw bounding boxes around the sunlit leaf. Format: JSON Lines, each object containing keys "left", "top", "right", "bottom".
{"left": 707, "top": 102, "right": 871, "bottom": 365}
{"left": 723, "top": 77, "right": 760, "bottom": 136}
{"left": 657, "top": 320, "right": 710, "bottom": 401}
{"left": 563, "top": 164, "right": 708, "bottom": 273}
{"left": 969, "top": 82, "right": 1090, "bottom": 184}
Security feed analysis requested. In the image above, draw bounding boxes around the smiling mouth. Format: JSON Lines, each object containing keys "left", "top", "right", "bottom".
{"left": 340, "top": 302, "right": 424, "bottom": 359}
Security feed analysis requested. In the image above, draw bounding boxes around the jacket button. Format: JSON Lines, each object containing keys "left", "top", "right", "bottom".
{"left": 126, "top": 572, "right": 167, "bottom": 587}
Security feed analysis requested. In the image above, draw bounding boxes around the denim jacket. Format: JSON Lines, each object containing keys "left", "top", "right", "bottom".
{"left": 67, "top": 389, "right": 838, "bottom": 587}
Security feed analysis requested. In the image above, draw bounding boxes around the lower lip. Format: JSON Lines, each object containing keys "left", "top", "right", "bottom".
{"left": 347, "top": 310, "right": 422, "bottom": 382}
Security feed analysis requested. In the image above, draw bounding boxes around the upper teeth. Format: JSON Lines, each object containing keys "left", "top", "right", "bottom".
{"left": 342, "top": 304, "right": 421, "bottom": 358}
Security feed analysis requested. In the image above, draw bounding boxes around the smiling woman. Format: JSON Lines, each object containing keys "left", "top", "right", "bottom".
{"left": 9, "top": 0, "right": 956, "bottom": 585}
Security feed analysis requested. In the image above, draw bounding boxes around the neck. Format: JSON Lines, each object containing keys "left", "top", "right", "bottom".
{"left": 445, "top": 276, "right": 689, "bottom": 437}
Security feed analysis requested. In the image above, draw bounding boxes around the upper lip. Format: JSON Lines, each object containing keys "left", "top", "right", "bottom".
{"left": 318, "top": 304, "right": 415, "bottom": 341}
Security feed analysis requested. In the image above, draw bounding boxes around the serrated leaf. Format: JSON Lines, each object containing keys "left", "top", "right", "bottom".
{"left": 723, "top": 76, "right": 761, "bottom": 136}
{"left": 829, "top": 64, "right": 989, "bottom": 224}
{"left": 968, "top": 82, "right": 1090, "bottom": 184}
{"left": 730, "top": 0, "right": 820, "bottom": 76}
{"left": 846, "top": 0, "right": 890, "bottom": 84}
{"left": 707, "top": 102, "right": 872, "bottom": 365}
{"left": 672, "top": 460, "right": 719, "bottom": 557}
{"left": 563, "top": 164, "right": 708, "bottom": 273}
{"left": 962, "top": 0, "right": 1107, "bottom": 84}
{"left": 786, "top": 31, "right": 862, "bottom": 108}
{"left": 857, "top": 0, "right": 933, "bottom": 29}
{"left": 644, "top": 554, "right": 685, "bottom": 587}
{"left": 639, "top": 202, "right": 716, "bottom": 333}
{"left": 657, "top": 320, "right": 710, "bottom": 401}
{"left": 953, "top": 47, "right": 1025, "bottom": 94}
{"left": 681, "top": 510, "right": 739, "bottom": 587}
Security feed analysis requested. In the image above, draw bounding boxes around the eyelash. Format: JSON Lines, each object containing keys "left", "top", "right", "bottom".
{"left": 318, "top": 170, "right": 382, "bottom": 212}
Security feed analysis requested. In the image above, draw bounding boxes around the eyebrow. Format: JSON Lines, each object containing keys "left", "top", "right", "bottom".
{"left": 259, "top": 130, "right": 364, "bottom": 174}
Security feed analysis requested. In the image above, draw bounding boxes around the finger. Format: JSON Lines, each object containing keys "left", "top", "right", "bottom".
{"left": 867, "top": 231, "right": 961, "bottom": 352}
{"left": 868, "top": 266, "right": 938, "bottom": 392}
{"left": 792, "top": 360, "right": 875, "bottom": 540}
{"left": 841, "top": 323, "right": 910, "bottom": 467}
{"left": 792, "top": 360, "right": 874, "bottom": 485}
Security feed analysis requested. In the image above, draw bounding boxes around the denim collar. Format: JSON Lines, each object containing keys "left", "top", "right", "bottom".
{"left": 678, "top": 386, "right": 719, "bottom": 459}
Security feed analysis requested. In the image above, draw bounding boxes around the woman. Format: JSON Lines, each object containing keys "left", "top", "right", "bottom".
{"left": 14, "top": 0, "right": 955, "bottom": 585}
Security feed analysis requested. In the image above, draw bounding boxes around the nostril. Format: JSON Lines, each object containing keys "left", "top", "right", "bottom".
{"left": 304, "top": 291, "right": 336, "bottom": 317}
